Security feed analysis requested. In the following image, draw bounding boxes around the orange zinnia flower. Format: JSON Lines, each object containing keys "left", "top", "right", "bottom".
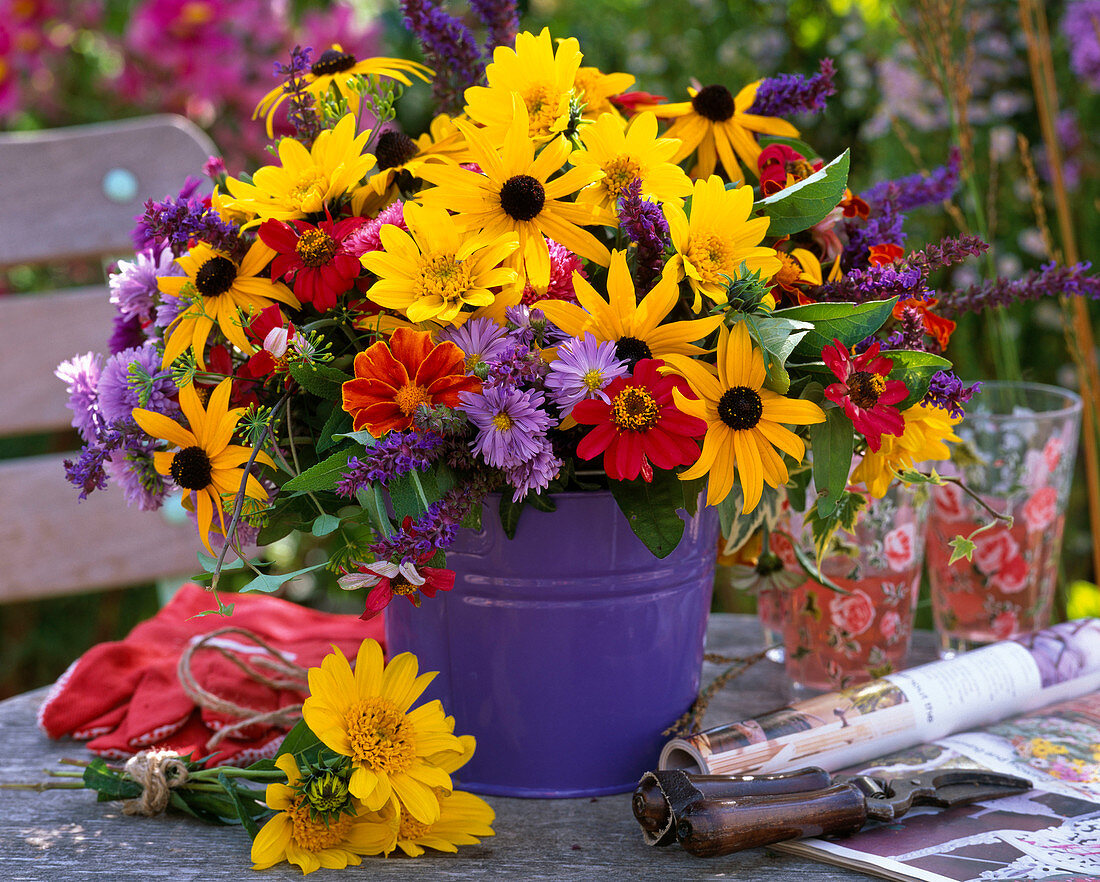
{"left": 341, "top": 328, "right": 481, "bottom": 436}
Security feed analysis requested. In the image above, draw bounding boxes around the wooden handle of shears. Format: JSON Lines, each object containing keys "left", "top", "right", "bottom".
{"left": 674, "top": 783, "right": 869, "bottom": 857}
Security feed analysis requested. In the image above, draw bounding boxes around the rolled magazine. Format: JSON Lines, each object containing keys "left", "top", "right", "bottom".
{"left": 660, "top": 618, "right": 1100, "bottom": 775}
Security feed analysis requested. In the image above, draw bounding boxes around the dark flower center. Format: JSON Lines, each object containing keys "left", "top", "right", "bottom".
{"left": 499, "top": 174, "right": 545, "bottom": 222}
{"left": 611, "top": 386, "right": 660, "bottom": 432}
{"left": 848, "top": 370, "right": 887, "bottom": 409}
{"left": 296, "top": 228, "right": 338, "bottom": 267}
{"left": 194, "top": 255, "right": 238, "bottom": 297}
{"left": 169, "top": 445, "right": 213, "bottom": 490}
{"left": 614, "top": 336, "right": 653, "bottom": 369}
{"left": 310, "top": 48, "right": 356, "bottom": 77}
{"left": 717, "top": 386, "right": 763, "bottom": 430}
{"left": 390, "top": 576, "right": 417, "bottom": 596}
{"left": 375, "top": 131, "right": 418, "bottom": 171}
{"left": 691, "top": 85, "right": 736, "bottom": 122}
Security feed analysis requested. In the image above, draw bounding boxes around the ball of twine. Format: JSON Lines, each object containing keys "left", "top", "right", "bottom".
{"left": 121, "top": 749, "right": 190, "bottom": 816}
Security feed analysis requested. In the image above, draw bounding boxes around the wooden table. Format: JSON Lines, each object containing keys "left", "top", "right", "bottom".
{"left": 0, "top": 614, "right": 939, "bottom": 881}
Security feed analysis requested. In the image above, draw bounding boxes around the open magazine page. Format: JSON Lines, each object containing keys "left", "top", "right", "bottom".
{"left": 777, "top": 691, "right": 1100, "bottom": 882}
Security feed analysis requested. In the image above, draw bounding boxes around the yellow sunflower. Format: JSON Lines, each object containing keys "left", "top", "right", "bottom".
{"left": 251, "top": 753, "right": 393, "bottom": 875}
{"left": 464, "top": 28, "right": 581, "bottom": 145}
{"left": 664, "top": 322, "right": 825, "bottom": 512}
{"left": 351, "top": 114, "right": 472, "bottom": 217}
{"left": 570, "top": 111, "right": 692, "bottom": 213}
{"left": 663, "top": 175, "right": 782, "bottom": 312}
{"left": 417, "top": 96, "right": 612, "bottom": 292}
{"left": 386, "top": 735, "right": 496, "bottom": 857}
{"left": 537, "top": 249, "right": 724, "bottom": 364}
{"left": 302, "top": 639, "right": 464, "bottom": 825}
{"left": 574, "top": 65, "right": 635, "bottom": 121}
{"left": 360, "top": 202, "right": 520, "bottom": 325}
{"left": 158, "top": 239, "right": 299, "bottom": 369}
{"left": 132, "top": 378, "right": 274, "bottom": 555}
{"left": 652, "top": 81, "right": 799, "bottom": 181}
{"left": 223, "top": 114, "right": 376, "bottom": 223}
{"left": 254, "top": 47, "right": 432, "bottom": 137}
{"left": 851, "top": 402, "right": 962, "bottom": 497}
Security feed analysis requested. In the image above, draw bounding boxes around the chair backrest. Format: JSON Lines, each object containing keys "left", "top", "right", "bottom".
{"left": 0, "top": 115, "right": 216, "bottom": 603}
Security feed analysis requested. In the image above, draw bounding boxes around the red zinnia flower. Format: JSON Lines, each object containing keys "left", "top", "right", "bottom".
{"left": 240, "top": 304, "right": 297, "bottom": 380}
{"left": 822, "top": 339, "right": 908, "bottom": 451}
{"left": 573, "top": 358, "right": 706, "bottom": 482}
{"left": 341, "top": 327, "right": 481, "bottom": 436}
{"left": 258, "top": 216, "right": 365, "bottom": 311}
{"left": 339, "top": 554, "right": 455, "bottom": 620}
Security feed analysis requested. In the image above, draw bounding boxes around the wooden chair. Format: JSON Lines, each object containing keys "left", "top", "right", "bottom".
{"left": 0, "top": 115, "right": 217, "bottom": 603}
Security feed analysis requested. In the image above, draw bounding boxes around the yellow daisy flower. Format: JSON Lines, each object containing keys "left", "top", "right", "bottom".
{"left": 417, "top": 96, "right": 612, "bottom": 291}
{"left": 132, "top": 378, "right": 274, "bottom": 555}
{"left": 250, "top": 753, "right": 394, "bottom": 875}
{"left": 302, "top": 639, "right": 464, "bottom": 825}
{"left": 360, "top": 202, "right": 520, "bottom": 325}
{"left": 223, "top": 114, "right": 376, "bottom": 223}
{"left": 664, "top": 322, "right": 825, "bottom": 512}
{"left": 254, "top": 47, "right": 432, "bottom": 138}
{"left": 464, "top": 28, "right": 581, "bottom": 145}
{"left": 158, "top": 239, "right": 299, "bottom": 369}
{"left": 652, "top": 81, "right": 799, "bottom": 181}
{"left": 388, "top": 735, "right": 496, "bottom": 857}
{"left": 772, "top": 247, "right": 824, "bottom": 303}
{"left": 537, "top": 249, "right": 724, "bottom": 364}
{"left": 574, "top": 65, "right": 635, "bottom": 121}
{"left": 663, "top": 175, "right": 782, "bottom": 312}
{"left": 570, "top": 111, "right": 692, "bottom": 214}
{"left": 851, "top": 402, "right": 962, "bottom": 498}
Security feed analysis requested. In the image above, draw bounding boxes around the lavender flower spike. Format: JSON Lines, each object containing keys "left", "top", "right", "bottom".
{"left": 748, "top": 58, "right": 837, "bottom": 117}
{"left": 401, "top": 0, "right": 485, "bottom": 111}
{"left": 937, "top": 261, "right": 1100, "bottom": 317}
{"left": 470, "top": 0, "right": 519, "bottom": 54}
{"left": 863, "top": 147, "right": 962, "bottom": 213}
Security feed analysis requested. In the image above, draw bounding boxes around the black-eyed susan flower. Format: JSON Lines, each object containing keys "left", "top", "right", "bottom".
{"left": 132, "top": 378, "right": 274, "bottom": 554}
{"left": 652, "top": 81, "right": 800, "bottom": 181}
{"left": 250, "top": 753, "right": 394, "bottom": 874}
{"left": 539, "top": 249, "right": 724, "bottom": 367}
{"left": 301, "top": 639, "right": 464, "bottom": 825}
{"left": 664, "top": 322, "right": 825, "bottom": 512}
{"left": 570, "top": 111, "right": 692, "bottom": 214}
{"left": 417, "top": 97, "right": 612, "bottom": 292}
{"left": 158, "top": 239, "right": 299, "bottom": 369}
{"left": 464, "top": 28, "right": 581, "bottom": 145}
{"left": 223, "top": 114, "right": 376, "bottom": 223}
{"left": 360, "top": 202, "right": 519, "bottom": 325}
{"left": 663, "top": 175, "right": 782, "bottom": 312}
{"left": 254, "top": 47, "right": 432, "bottom": 138}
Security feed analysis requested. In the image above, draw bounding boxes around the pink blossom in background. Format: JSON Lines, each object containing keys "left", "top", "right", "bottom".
{"left": 932, "top": 481, "right": 970, "bottom": 522}
{"left": 880, "top": 609, "right": 902, "bottom": 640}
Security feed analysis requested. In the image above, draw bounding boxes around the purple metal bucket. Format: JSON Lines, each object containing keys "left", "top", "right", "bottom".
{"left": 384, "top": 491, "right": 717, "bottom": 798}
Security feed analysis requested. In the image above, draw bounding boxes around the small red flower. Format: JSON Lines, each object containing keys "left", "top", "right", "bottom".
{"left": 839, "top": 190, "right": 869, "bottom": 219}
{"left": 339, "top": 554, "right": 455, "bottom": 620}
{"left": 868, "top": 243, "right": 905, "bottom": 266}
{"left": 240, "top": 304, "right": 297, "bottom": 380}
{"left": 757, "top": 144, "right": 819, "bottom": 197}
{"left": 611, "top": 90, "right": 668, "bottom": 115}
{"left": 259, "top": 215, "right": 365, "bottom": 312}
{"left": 822, "top": 339, "right": 907, "bottom": 451}
{"left": 892, "top": 297, "right": 956, "bottom": 350}
{"left": 573, "top": 359, "right": 706, "bottom": 482}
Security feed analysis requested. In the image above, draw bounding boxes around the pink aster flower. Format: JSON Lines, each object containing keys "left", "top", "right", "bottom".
{"left": 339, "top": 558, "right": 455, "bottom": 619}
{"left": 822, "top": 339, "right": 907, "bottom": 451}
{"left": 345, "top": 201, "right": 407, "bottom": 257}
{"left": 522, "top": 238, "right": 587, "bottom": 305}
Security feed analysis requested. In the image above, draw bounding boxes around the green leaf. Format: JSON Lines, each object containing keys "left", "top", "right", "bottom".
{"left": 316, "top": 405, "right": 353, "bottom": 454}
{"left": 773, "top": 298, "right": 898, "bottom": 359}
{"left": 332, "top": 429, "right": 376, "bottom": 446}
{"left": 282, "top": 448, "right": 354, "bottom": 494}
{"left": 680, "top": 477, "right": 708, "bottom": 517}
{"left": 948, "top": 536, "right": 976, "bottom": 565}
{"left": 83, "top": 759, "right": 141, "bottom": 801}
{"left": 311, "top": 513, "right": 341, "bottom": 537}
{"left": 257, "top": 495, "right": 315, "bottom": 545}
{"left": 239, "top": 561, "right": 329, "bottom": 593}
{"left": 288, "top": 361, "right": 351, "bottom": 398}
{"left": 196, "top": 552, "right": 246, "bottom": 574}
{"left": 884, "top": 350, "right": 953, "bottom": 410}
{"left": 754, "top": 149, "right": 850, "bottom": 237}
{"left": 744, "top": 314, "right": 814, "bottom": 395}
{"left": 608, "top": 470, "right": 686, "bottom": 559}
{"left": 498, "top": 494, "right": 524, "bottom": 539}
{"left": 218, "top": 772, "right": 262, "bottom": 839}
{"left": 804, "top": 489, "right": 867, "bottom": 564}
{"left": 276, "top": 718, "right": 323, "bottom": 767}
{"left": 720, "top": 484, "right": 783, "bottom": 557}
{"left": 790, "top": 540, "right": 848, "bottom": 595}
{"left": 809, "top": 408, "right": 854, "bottom": 518}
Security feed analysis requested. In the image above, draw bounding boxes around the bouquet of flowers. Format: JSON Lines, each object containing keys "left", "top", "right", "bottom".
{"left": 59, "top": 8, "right": 1009, "bottom": 616}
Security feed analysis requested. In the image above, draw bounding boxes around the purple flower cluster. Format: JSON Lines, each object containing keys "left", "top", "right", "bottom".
{"left": 923, "top": 371, "right": 981, "bottom": 418}
{"left": 817, "top": 262, "right": 927, "bottom": 304}
{"left": 369, "top": 486, "right": 479, "bottom": 561}
{"left": 1063, "top": 1, "right": 1100, "bottom": 92}
{"left": 618, "top": 178, "right": 670, "bottom": 294}
{"left": 937, "top": 261, "right": 1100, "bottom": 317}
{"left": 842, "top": 201, "right": 906, "bottom": 271}
{"left": 400, "top": 0, "right": 486, "bottom": 112}
{"left": 133, "top": 177, "right": 240, "bottom": 257}
{"left": 272, "top": 45, "right": 322, "bottom": 143}
{"left": 748, "top": 58, "right": 837, "bottom": 117}
{"left": 470, "top": 0, "right": 519, "bottom": 54}
{"left": 97, "top": 343, "right": 179, "bottom": 424}
{"left": 906, "top": 235, "right": 989, "bottom": 273}
{"left": 336, "top": 431, "right": 446, "bottom": 496}
{"left": 862, "top": 148, "right": 962, "bottom": 213}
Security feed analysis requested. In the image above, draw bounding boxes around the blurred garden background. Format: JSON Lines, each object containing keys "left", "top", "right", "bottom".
{"left": 1, "top": 0, "right": 1098, "bottom": 698}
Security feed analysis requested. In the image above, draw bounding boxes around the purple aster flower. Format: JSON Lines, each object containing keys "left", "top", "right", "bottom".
{"left": 923, "top": 371, "right": 981, "bottom": 419}
{"left": 461, "top": 385, "right": 553, "bottom": 469}
{"left": 97, "top": 344, "right": 179, "bottom": 425}
{"left": 748, "top": 58, "right": 837, "bottom": 117}
{"left": 486, "top": 343, "right": 549, "bottom": 387}
{"left": 109, "top": 248, "right": 178, "bottom": 323}
{"left": 862, "top": 147, "right": 961, "bottom": 213}
{"left": 56, "top": 352, "right": 103, "bottom": 443}
{"left": 1063, "top": 1, "right": 1100, "bottom": 92}
{"left": 106, "top": 438, "right": 170, "bottom": 511}
{"left": 336, "top": 431, "right": 446, "bottom": 496}
{"left": 109, "top": 312, "right": 146, "bottom": 355}
{"left": 503, "top": 436, "right": 562, "bottom": 502}
{"left": 545, "top": 333, "right": 629, "bottom": 415}
{"left": 439, "top": 317, "right": 512, "bottom": 370}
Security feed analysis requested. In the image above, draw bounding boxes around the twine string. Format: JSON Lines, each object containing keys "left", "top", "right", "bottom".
{"left": 121, "top": 749, "right": 190, "bottom": 816}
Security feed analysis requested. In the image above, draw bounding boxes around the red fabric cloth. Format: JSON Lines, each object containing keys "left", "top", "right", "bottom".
{"left": 37, "top": 583, "right": 381, "bottom": 766}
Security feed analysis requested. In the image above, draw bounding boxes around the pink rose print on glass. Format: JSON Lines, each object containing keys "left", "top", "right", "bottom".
{"left": 830, "top": 590, "right": 876, "bottom": 636}
{"left": 884, "top": 523, "right": 916, "bottom": 571}
{"left": 972, "top": 528, "right": 1020, "bottom": 575}
{"left": 880, "top": 610, "right": 902, "bottom": 641}
{"left": 992, "top": 610, "right": 1019, "bottom": 640}
{"left": 1023, "top": 486, "right": 1059, "bottom": 533}
{"left": 932, "top": 482, "right": 969, "bottom": 522}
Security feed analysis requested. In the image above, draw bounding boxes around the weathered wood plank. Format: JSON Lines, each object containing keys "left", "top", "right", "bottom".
{"left": 0, "top": 615, "right": 939, "bottom": 880}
